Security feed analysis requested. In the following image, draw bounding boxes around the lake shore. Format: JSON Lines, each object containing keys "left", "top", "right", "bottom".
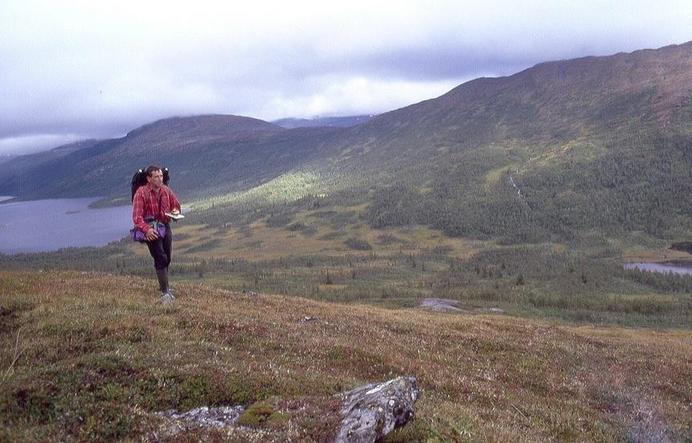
{"left": 624, "top": 261, "right": 692, "bottom": 276}
{"left": 0, "top": 197, "right": 132, "bottom": 254}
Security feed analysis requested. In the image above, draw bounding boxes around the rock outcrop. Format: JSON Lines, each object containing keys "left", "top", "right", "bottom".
{"left": 157, "top": 405, "right": 245, "bottom": 428}
{"left": 335, "top": 376, "right": 419, "bottom": 443}
{"left": 152, "top": 376, "right": 419, "bottom": 442}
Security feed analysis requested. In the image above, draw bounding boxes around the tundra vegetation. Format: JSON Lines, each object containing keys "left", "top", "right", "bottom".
{"left": 1, "top": 272, "right": 690, "bottom": 441}
{"left": 1, "top": 43, "right": 691, "bottom": 441}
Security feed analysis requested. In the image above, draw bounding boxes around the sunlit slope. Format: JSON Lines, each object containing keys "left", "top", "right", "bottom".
{"left": 0, "top": 115, "right": 342, "bottom": 201}
{"left": 189, "top": 41, "right": 692, "bottom": 241}
{"left": 1, "top": 42, "right": 691, "bottom": 240}
{"left": 312, "top": 42, "right": 692, "bottom": 239}
{"left": 1, "top": 271, "right": 690, "bottom": 441}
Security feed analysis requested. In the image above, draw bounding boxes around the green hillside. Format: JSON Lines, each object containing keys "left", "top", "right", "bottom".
{"left": 315, "top": 42, "right": 692, "bottom": 240}
{"left": 1, "top": 42, "right": 690, "bottom": 243}
{"left": 3, "top": 38, "right": 691, "bottom": 443}
{"left": 186, "top": 42, "right": 692, "bottom": 244}
{"left": 0, "top": 115, "right": 342, "bottom": 202}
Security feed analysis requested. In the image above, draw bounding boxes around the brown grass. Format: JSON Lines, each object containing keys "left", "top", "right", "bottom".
{"left": 0, "top": 271, "right": 690, "bottom": 442}
{"left": 130, "top": 219, "right": 484, "bottom": 262}
{"left": 622, "top": 247, "right": 691, "bottom": 264}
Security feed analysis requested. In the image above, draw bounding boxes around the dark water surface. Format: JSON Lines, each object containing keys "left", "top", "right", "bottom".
{"left": 0, "top": 198, "right": 132, "bottom": 254}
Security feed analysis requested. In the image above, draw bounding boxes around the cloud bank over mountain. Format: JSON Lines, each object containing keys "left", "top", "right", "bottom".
{"left": 1, "top": 0, "right": 690, "bottom": 154}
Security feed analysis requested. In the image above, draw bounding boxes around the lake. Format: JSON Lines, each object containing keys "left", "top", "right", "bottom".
{"left": 0, "top": 197, "right": 133, "bottom": 254}
{"left": 624, "top": 262, "right": 692, "bottom": 276}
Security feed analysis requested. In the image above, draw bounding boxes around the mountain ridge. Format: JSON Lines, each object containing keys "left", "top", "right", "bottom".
{"left": 273, "top": 115, "right": 374, "bottom": 129}
{"left": 1, "top": 41, "right": 690, "bottom": 240}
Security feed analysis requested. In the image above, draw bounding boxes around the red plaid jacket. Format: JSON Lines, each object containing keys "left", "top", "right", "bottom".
{"left": 132, "top": 184, "right": 181, "bottom": 233}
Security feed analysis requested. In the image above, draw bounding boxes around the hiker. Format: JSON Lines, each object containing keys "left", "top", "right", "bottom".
{"left": 132, "top": 165, "right": 182, "bottom": 302}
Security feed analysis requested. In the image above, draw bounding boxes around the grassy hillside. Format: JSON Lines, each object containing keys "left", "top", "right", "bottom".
{"left": 1, "top": 271, "right": 690, "bottom": 442}
{"left": 2, "top": 211, "right": 691, "bottom": 331}
{"left": 0, "top": 115, "right": 342, "bottom": 202}
{"left": 0, "top": 140, "right": 101, "bottom": 194}
{"left": 316, "top": 42, "right": 692, "bottom": 240}
{"left": 2, "top": 43, "right": 690, "bottom": 244}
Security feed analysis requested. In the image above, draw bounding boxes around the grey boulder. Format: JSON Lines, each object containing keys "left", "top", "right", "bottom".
{"left": 335, "top": 376, "right": 419, "bottom": 443}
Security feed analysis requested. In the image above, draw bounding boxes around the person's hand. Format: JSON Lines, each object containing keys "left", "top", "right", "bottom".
{"left": 145, "top": 228, "right": 159, "bottom": 241}
{"left": 171, "top": 208, "right": 180, "bottom": 215}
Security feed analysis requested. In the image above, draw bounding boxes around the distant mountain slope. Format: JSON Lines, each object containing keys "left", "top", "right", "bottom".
{"left": 328, "top": 42, "right": 691, "bottom": 172}
{"left": 1, "top": 42, "right": 690, "bottom": 240}
{"left": 0, "top": 115, "right": 343, "bottom": 199}
{"left": 314, "top": 41, "right": 692, "bottom": 239}
{"left": 0, "top": 139, "right": 102, "bottom": 194}
{"left": 0, "top": 139, "right": 101, "bottom": 170}
{"left": 122, "top": 114, "right": 282, "bottom": 149}
{"left": 273, "top": 115, "right": 374, "bottom": 129}
{"left": 0, "top": 155, "right": 16, "bottom": 166}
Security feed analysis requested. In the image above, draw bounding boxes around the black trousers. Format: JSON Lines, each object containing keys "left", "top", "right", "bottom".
{"left": 146, "top": 223, "right": 172, "bottom": 270}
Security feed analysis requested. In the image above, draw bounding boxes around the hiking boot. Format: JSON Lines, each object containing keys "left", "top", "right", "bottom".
{"left": 160, "top": 291, "right": 175, "bottom": 304}
{"left": 167, "top": 289, "right": 176, "bottom": 299}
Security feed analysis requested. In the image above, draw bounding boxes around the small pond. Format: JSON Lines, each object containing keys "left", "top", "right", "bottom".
{"left": 623, "top": 262, "right": 692, "bottom": 276}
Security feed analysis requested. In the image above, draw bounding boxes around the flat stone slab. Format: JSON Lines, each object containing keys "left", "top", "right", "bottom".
{"left": 156, "top": 405, "right": 244, "bottom": 428}
{"left": 419, "top": 298, "right": 467, "bottom": 312}
{"left": 420, "top": 298, "right": 504, "bottom": 314}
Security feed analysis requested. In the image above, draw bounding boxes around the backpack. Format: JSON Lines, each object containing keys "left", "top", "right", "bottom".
{"left": 131, "top": 167, "right": 170, "bottom": 201}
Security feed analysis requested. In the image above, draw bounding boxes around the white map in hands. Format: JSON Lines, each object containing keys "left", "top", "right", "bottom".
{"left": 165, "top": 212, "right": 185, "bottom": 220}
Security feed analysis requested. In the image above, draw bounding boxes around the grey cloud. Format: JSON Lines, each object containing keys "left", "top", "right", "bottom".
{"left": 1, "top": 0, "right": 691, "bottom": 155}
{"left": 0, "top": 134, "right": 84, "bottom": 156}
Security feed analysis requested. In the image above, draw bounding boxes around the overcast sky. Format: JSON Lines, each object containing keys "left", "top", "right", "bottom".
{"left": 1, "top": 0, "right": 690, "bottom": 155}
